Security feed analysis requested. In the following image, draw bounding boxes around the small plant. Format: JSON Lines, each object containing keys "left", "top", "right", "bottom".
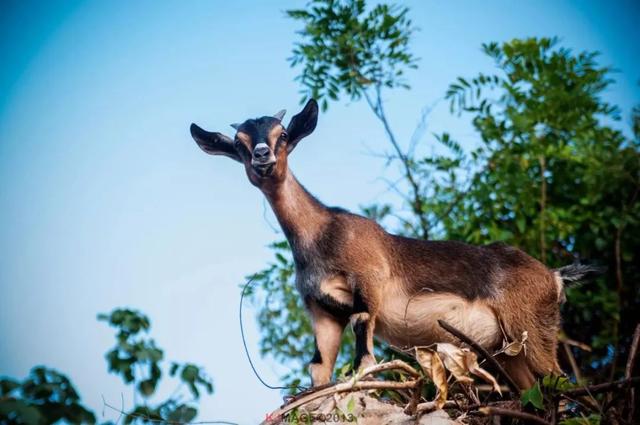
{"left": 0, "top": 367, "right": 95, "bottom": 424}
{"left": 0, "top": 308, "right": 216, "bottom": 424}
{"left": 98, "top": 308, "right": 214, "bottom": 423}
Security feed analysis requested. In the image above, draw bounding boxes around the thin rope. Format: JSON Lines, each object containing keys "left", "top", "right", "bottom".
{"left": 239, "top": 275, "right": 308, "bottom": 392}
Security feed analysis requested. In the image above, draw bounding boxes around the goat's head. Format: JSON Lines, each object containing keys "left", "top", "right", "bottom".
{"left": 190, "top": 99, "right": 318, "bottom": 187}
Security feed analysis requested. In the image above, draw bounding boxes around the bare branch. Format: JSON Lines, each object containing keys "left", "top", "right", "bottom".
{"left": 478, "top": 406, "right": 551, "bottom": 425}
{"left": 261, "top": 360, "right": 421, "bottom": 424}
{"left": 562, "top": 342, "right": 583, "bottom": 382}
{"left": 558, "top": 333, "right": 592, "bottom": 352}
{"left": 625, "top": 324, "right": 640, "bottom": 421}
{"left": 415, "top": 399, "right": 458, "bottom": 413}
{"left": 561, "top": 376, "right": 640, "bottom": 398}
{"left": 101, "top": 396, "right": 239, "bottom": 425}
{"left": 408, "top": 99, "right": 441, "bottom": 156}
{"left": 625, "top": 324, "right": 640, "bottom": 379}
{"left": 263, "top": 381, "right": 419, "bottom": 424}
{"left": 363, "top": 85, "right": 431, "bottom": 239}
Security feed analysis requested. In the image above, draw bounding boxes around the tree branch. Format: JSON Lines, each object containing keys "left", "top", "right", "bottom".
{"left": 560, "top": 376, "right": 640, "bottom": 398}
{"left": 363, "top": 86, "right": 431, "bottom": 239}
{"left": 101, "top": 395, "right": 238, "bottom": 425}
{"left": 478, "top": 406, "right": 551, "bottom": 425}
{"left": 262, "top": 360, "right": 421, "bottom": 424}
{"left": 625, "top": 324, "right": 640, "bottom": 421}
{"left": 562, "top": 342, "right": 583, "bottom": 383}
{"left": 263, "top": 380, "right": 420, "bottom": 425}
{"left": 538, "top": 154, "right": 547, "bottom": 263}
{"left": 437, "top": 319, "right": 521, "bottom": 394}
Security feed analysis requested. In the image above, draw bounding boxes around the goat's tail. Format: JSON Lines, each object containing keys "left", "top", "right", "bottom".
{"left": 553, "top": 263, "right": 606, "bottom": 303}
{"left": 555, "top": 263, "right": 606, "bottom": 287}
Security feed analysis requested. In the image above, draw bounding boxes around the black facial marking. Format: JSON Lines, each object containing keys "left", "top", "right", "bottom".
{"left": 237, "top": 116, "right": 282, "bottom": 150}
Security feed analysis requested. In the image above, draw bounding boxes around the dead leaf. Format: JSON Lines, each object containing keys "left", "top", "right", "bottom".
{"left": 431, "top": 350, "right": 448, "bottom": 409}
{"left": 462, "top": 351, "right": 502, "bottom": 395}
{"left": 501, "top": 331, "right": 528, "bottom": 356}
{"left": 415, "top": 348, "right": 448, "bottom": 409}
{"left": 436, "top": 343, "right": 474, "bottom": 385}
{"left": 415, "top": 347, "right": 434, "bottom": 377}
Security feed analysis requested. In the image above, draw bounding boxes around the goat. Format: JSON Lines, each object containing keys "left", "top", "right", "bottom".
{"left": 190, "top": 99, "right": 599, "bottom": 390}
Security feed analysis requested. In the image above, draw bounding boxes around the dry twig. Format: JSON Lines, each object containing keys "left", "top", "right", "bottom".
{"left": 478, "top": 406, "right": 551, "bottom": 425}
{"left": 261, "top": 360, "right": 421, "bottom": 425}
{"left": 563, "top": 342, "right": 583, "bottom": 382}
{"left": 558, "top": 333, "right": 592, "bottom": 352}
{"left": 101, "top": 396, "right": 238, "bottom": 425}
{"left": 625, "top": 324, "right": 640, "bottom": 421}
{"left": 415, "top": 400, "right": 458, "bottom": 414}
{"left": 561, "top": 376, "right": 640, "bottom": 398}
{"left": 437, "top": 319, "right": 520, "bottom": 394}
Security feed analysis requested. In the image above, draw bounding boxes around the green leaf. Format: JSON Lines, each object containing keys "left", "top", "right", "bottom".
{"left": 181, "top": 364, "right": 199, "bottom": 383}
{"left": 138, "top": 379, "right": 156, "bottom": 397}
{"left": 0, "top": 378, "right": 20, "bottom": 396}
{"left": 346, "top": 396, "right": 355, "bottom": 413}
{"left": 542, "top": 375, "right": 575, "bottom": 392}
{"left": 521, "top": 381, "right": 544, "bottom": 410}
{"left": 516, "top": 216, "right": 526, "bottom": 233}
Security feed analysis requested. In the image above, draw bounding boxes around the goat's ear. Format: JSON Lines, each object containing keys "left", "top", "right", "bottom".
{"left": 286, "top": 99, "right": 318, "bottom": 153}
{"left": 190, "top": 123, "right": 241, "bottom": 162}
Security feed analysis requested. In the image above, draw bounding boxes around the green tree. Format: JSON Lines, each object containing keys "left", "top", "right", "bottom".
{"left": 98, "top": 308, "right": 214, "bottom": 423}
{"left": 444, "top": 38, "right": 639, "bottom": 375}
{"left": 0, "top": 308, "right": 215, "bottom": 424}
{"left": 248, "top": 0, "right": 640, "bottom": 390}
{"left": 0, "top": 368, "right": 95, "bottom": 424}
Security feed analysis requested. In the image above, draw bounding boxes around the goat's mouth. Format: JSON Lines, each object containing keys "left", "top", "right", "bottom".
{"left": 251, "top": 160, "right": 276, "bottom": 177}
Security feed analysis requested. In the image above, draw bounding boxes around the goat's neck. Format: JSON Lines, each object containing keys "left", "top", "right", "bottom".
{"left": 262, "top": 170, "right": 330, "bottom": 247}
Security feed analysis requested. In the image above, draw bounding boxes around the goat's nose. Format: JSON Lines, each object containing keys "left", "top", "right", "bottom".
{"left": 253, "top": 143, "right": 270, "bottom": 159}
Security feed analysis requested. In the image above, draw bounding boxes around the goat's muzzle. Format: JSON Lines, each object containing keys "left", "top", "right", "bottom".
{"left": 251, "top": 143, "right": 276, "bottom": 176}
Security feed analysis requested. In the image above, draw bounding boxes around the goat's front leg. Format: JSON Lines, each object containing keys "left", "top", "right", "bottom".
{"left": 351, "top": 281, "right": 380, "bottom": 372}
{"left": 307, "top": 301, "right": 347, "bottom": 386}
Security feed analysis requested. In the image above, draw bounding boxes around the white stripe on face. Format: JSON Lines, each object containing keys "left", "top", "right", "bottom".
{"left": 254, "top": 142, "right": 269, "bottom": 151}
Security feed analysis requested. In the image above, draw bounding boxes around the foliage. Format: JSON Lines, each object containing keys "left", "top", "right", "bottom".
{"left": 287, "top": 0, "right": 417, "bottom": 110}
{"left": 248, "top": 0, "right": 640, "bottom": 400}
{"left": 0, "top": 367, "right": 95, "bottom": 424}
{"left": 288, "top": 0, "right": 430, "bottom": 238}
{"left": 521, "top": 381, "right": 544, "bottom": 410}
{"left": 98, "top": 308, "right": 213, "bottom": 423}
{"left": 0, "top": 308, "right": 214, "bottom": 424}
{"left": 441, "top": 37, "right": 639, "bottom": 373}
{"left": 98, "top": 308, "right": 162, "bottom": 394}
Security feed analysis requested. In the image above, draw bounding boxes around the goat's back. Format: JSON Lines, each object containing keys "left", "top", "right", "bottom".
{"left": 388, "top": 237, "right": 554, "bottom": 299}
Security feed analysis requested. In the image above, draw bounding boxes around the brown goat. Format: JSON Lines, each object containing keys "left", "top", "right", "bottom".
{"left": 191, "top": 99, "right": 598, "bottom": 390}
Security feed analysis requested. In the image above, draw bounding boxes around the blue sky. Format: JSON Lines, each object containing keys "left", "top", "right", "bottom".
{"left": 1, "top": 1, "right": 638, "bottom": 423}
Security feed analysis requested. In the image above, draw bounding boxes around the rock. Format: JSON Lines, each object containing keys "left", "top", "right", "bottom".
{"left": 419, "top": 409, "right": 459, "bottom": 425}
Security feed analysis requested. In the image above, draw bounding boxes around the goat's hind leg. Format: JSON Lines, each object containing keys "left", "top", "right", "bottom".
{"left": 502, "top": 351, "right": 536, "bottom": 390}
{"left": 351, "top": 311, "right": 377, "bottom": 371}
{"left": 351, "top": 280, "right": 381, "bottom": 372}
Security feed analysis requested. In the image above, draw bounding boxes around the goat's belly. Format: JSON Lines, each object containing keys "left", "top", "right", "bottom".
{"left": 375, "top": 292, "right": 502, "bottom": 350}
